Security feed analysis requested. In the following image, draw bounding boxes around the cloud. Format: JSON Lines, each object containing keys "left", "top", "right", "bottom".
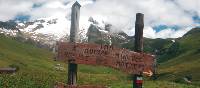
{"left": 29, "top": 1, "right": 69, "bottom": 20}
{"left": 0, "top": 0, "right": 73, "bottom": 21}
{"left": 81, "top": 0, "right": 195, "bottom": 27}
{"left": 144, "top": 26, "right": 192, "bottom": 39}
{"left": 0, "top": 0, "right": 33, "bottom": 21}
{"left": 175, "top": 0, "right": 200, "bottom": 15}
{"left": 0, "top": 0, "right": 199, "bottom": 39}
{"left": 79, "top": 0, "right": 198, "bottom": 38}
{"left": 124, "top": 26, "right": 191, "bottom": 39}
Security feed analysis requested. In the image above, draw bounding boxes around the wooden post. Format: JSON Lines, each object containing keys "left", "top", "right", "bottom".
{"left": 68, "top": 1, "right": 81, "bottom": 85}
{"left": 133, "top": 13, "right": 144, "bottom": 88}
{"left": 134, "top": 13, "right": 144, "bottom": 52}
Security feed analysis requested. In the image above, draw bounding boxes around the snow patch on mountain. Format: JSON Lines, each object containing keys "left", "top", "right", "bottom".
{"left": 18, "top": 16, "right": 69, "bottom": 40}
{"left": 0, "top": 28, "right": 18, "bottom": 37}
{"left": 35, "top": 18, "right": 69, "bottom": 39}
{"left": 14, "top": 14, "right": 110, "bottom": 45}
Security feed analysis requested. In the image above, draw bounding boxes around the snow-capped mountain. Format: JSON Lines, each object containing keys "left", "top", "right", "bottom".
{"left": 0, "top": 14, "right": 131, "bottom": 50}
{"left": 17, "top": 16, "right": 69, "bottom": 45}
{"left": 16, "top": 15, "right": 110, "bottom": 42}
{"left": 0, "top": 17, "right": 97, "bottom": 45}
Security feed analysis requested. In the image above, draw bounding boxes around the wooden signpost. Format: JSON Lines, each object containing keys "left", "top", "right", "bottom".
{"left": 68, "top": 1, "right": 81, "bottom": 85}
{"left": 57, "top": 42, "right": 154, "bottom": 75}
{"left": 133, "top": 13, "right": 144, "bottom": 88}
{"left": 55, "top": 1, "right": 155, "bottom": 88}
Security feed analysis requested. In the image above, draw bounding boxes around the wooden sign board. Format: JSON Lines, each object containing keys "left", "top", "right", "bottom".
{"left": 56, "top": 42, "right": 155, "bottom": 75}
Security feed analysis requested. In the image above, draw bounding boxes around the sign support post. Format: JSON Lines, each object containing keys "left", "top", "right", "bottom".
{"left": 67, "top": 1, "right": 81, "bottom": 85}
{"left": 133, "top": 13, "right": 144, "bottom": 88}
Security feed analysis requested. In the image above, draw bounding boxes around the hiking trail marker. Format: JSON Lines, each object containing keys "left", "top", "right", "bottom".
{"left": 55, "top": 1, "right": 155, "bottom": 88}
{"left": 57, "top": 42, "right": 154, "bottom": 75}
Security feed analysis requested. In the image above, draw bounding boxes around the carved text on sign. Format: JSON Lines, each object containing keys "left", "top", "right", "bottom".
{"left": 57, "top": 42, "right": 154, "bottom": 75}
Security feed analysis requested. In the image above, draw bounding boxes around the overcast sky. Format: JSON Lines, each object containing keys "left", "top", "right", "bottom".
{"left": 0, "top": 0, "right": 199, "bottom": 39}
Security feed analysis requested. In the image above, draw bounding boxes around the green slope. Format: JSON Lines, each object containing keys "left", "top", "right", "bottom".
{"left": 0, "top": 34, "right": 67, "bottom": 87}
{"left": 159, "top": 28, "right": 200, "bottom": 86}
{"left": 0, "top": 34, "right": 199, "bottom": 88}
{"left": 0, "top": 34, "right": 56, "bottom": 70}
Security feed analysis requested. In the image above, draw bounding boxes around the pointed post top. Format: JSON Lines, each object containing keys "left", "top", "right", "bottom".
{"left": 135, "top": 13, "right": 144, "bottom": 25}
{"left": 73, "top": 1, "right": 81, "bottom": 7}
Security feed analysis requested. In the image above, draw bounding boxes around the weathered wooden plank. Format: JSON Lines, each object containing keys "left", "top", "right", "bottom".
{"left": 0, "top": 68, "right": 16, "bottom": 74}
{"left": 57, "top": 42, "right": 154, "bottom": 75}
